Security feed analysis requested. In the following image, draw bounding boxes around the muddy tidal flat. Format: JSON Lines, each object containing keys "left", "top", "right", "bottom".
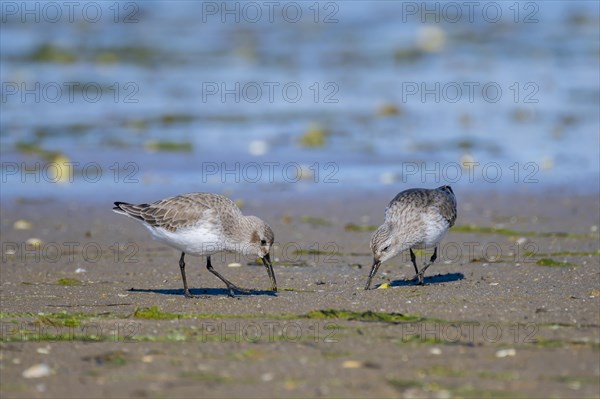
{"left": 1, "top": 191, "right": 599, "bottom": 398}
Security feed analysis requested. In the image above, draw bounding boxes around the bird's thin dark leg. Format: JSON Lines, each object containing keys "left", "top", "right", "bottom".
{"left": 205, "top": 256, "right": 251, "bottom": 297}
{"left": 417, "top": 247, "right": 438, "bottom": 285}
{"left": 179, "top": 252, "right": 195, "bottom": 298}
{"left": 409, "top": 248, "right": 420, "bottom": 276}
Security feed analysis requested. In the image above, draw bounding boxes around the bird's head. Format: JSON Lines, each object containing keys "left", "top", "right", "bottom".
{"left": 246, "top": 216, "right": 274, "bottom": 259}
{"left": 370, "top": 223, "right": 398, "bottom": 264}
{"left": 247, "top": 216, "right": 277, "bottom": 292}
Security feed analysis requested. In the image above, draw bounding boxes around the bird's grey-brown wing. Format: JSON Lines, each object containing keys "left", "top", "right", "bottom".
{"left": 384, "top": 187, "right": 456, "bottom": 227}
{"left": 384, "top": 188, "right": 432, "bottom": 221}
{"left": 381, "top": 189, "right": 433, "bottom": 239}
{"left": 114, "top": 193, "right": 239, "bottom": 232}
{"left": 434, "top": 186, "right": 457, "bottom": 227}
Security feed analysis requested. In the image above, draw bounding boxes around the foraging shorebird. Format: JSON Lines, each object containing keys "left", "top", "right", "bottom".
{"left": 113, "top": 193, "right": 276, "bottom": 298}
{"left": 365, "top": 186, "right": 457, "bottom": 289}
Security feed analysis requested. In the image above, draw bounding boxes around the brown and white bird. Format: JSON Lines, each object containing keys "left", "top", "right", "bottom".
{"left": 365, "top": 186, "right": 457, "bottom": 289}
{"left": 113, "top": 193, "right": 276, "bottom": 298}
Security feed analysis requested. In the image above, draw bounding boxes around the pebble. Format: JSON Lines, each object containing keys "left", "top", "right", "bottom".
{"left": 429, "top": 347, "right": 442, "bottom": 355}
{"left": 36, "top": 346, "right": 51, "bottom": 355}
{"left": 26, "top": 238, "right": 43, "bottom": 248}
{"left": 417, "top": 25, "right": 446, "bottom": 52}
{"left": 516, "top": 237, "right": 528, "bottom": 245}
{"left": 22, "top": 363, "right": 51, "bottom": 378}
{"left": 341, "top": 360, "right": 362, "bottom": 369}
{"left": 436, "top": 390, "right": 452, "bottom": 399}
{"left": 248, "top": 140, "right": 269, "bottom": 156}
{"left": 495, "top": 348, "right": 516, "bottom": 358}
{"left": 14, "top": 220, "right": 32, "bottom": 230}
{"left": 227, "top": 263, "right": 242, "bottom": 268}
{"left": 541, "top": 157, "right": 554, "bottom": 170}
{"left": 379, "top": 172, "right": 396, "bottom": 185}
{"left": 460, "top": 154, "right": 476, "bottom": 169}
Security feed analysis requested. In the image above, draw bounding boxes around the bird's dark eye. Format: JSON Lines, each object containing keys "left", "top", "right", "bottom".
{"left": 383, "top": 246, "right": 390, "bottom": 252}
{"left": 260, "top": 239, "right": 267, "bottom": 246}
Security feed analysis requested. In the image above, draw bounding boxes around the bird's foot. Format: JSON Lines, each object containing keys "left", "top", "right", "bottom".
{"left": 225, "top": 285, "right": 253, "bottom": 297}
{"left": 183, "top": 289, "right": 196, "bottom": 299}
{"left": 235, "top": 286, "right": 253, "bottom": 294}
{"left": 411, "top": 274, "right": 425, "bottom": 285}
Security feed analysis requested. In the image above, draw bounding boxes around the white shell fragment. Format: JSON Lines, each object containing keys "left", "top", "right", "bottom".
{"left": 22, "top": 363, "right": 51, "bottom": 378}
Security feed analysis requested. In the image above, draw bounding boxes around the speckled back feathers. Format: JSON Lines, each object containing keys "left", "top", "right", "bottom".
{"left": 113, "top": 193, "right": 242, "bottom": 233}
{"left": 385, "top": 185, "right": 457, "bottom": 227}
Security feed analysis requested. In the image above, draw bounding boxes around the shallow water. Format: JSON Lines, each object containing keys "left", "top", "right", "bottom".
{"left": 1, "top": 1, "right": 599, "bottom": 203}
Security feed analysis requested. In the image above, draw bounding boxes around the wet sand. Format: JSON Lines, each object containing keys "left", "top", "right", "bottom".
{"left": 1, "top": 190, "right": 599, "bottom": 398}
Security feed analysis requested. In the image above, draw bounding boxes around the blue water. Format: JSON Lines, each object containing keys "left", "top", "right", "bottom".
{"left": 1, "top": 1, "right": 599, "bottom": 203}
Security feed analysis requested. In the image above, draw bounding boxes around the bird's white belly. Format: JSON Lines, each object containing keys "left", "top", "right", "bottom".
{"left": 414, "top": 215, "right": 449, "bottom": 249}
{"left": 146, "top": 224, "right": 224, "bottom": 255}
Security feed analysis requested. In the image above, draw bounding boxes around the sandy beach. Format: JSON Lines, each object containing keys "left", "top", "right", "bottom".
{"left": 1, "top": 190, "right": 598, "bottom": 398}
{"left": 2, "top": 1, "right": 599, "bottom": 397}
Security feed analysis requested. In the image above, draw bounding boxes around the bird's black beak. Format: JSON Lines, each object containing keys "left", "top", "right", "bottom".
{"left": 262, "top": 253, "right": 277, "bottom": 292}
{"left": 364, "top": 259, "right": 381, "bottom": 290}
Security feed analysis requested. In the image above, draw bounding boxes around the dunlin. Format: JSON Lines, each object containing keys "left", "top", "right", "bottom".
{"left": 113, "top": 193, "right": 276, "bottom": 298}
{"left": 365, "top": 186, "right": 457, "bottom": 289}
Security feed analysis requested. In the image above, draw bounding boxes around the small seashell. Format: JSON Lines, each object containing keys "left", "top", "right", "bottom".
{"left": 417, "top": 25, "right": 446, "bottom": 52}
{"left": 47, "top": 154, "right": 73, "bottom": 184}
{"left": 36, "top": 346, "right": 51, "bottom": 355}
{"left": 26, "top": 238, "right": 43, "bottom": 248}
{"left": 541, "top": 157, "right": 554, "bottom": 170}
{"left": 379, "top": 172, "right": 397, "bottom": 185}
{"left": 495, "top": 348, "right": 516, "bottom": 358}
{"left": 14, "top": 220, "right": 32, "bottom": 230}
{"left": 460, "top": 154, "right": 476, "bottom": 170}
{"left": 22, "top": 363, "right": 51, "bottom": 378}
{"left": 429, "top": 347, "right": 442, "bottom": 355}
{"left": 248, "top": 140, "right": 269, "bottom": 156}
{"left": 342, "top": 360, "right": 362, "bottom": 369}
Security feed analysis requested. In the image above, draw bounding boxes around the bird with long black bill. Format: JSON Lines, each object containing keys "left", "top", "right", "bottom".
{"left": 113, "top": 193, "right": 276, "bottom": 298}
{"left": 365, "top": 186, "right": 457, "bottom": 290}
